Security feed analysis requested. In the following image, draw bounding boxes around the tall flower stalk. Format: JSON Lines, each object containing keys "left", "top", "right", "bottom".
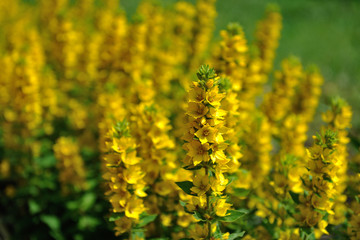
{"left": 178, "top": 65, "right": 244, "bottom": 240}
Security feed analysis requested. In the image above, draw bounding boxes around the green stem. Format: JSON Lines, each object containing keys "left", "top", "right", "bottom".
{"left": 205, "top": 167, "right": 211, "bottom": 240}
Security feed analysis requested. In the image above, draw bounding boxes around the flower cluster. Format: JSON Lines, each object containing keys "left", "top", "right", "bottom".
{"left": 322, "top": 97, "right": 352, "bottom": 225}
{"left": 102, "top": 120, "right": 147, "bottom": 237}
{"left": 255, "top": 4, "right": 282, "bottom": 74}
{"left": 53, "top": 137, "right": 87, "bottom": 194}
{"left": 295, "top": 130, "right": 340, "bottom": 237}
{"left": 181, "top": 65, "right": 234, "bottom": 239}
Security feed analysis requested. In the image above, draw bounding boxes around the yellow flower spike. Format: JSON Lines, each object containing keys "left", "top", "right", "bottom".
{"left": 255, "top": 4, "right": 282, "bottom": 74}
{"left": 296, "top": 129, "right": 341, "bottom": 233}
{"left": 53, "top": 137, "right": 87, "bottom": 194}
{"left": 181, "top": 65, "right": 236, "bottom": 239}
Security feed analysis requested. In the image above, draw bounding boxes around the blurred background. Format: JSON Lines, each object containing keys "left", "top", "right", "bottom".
{"left": 123, "top": 0, "right": 360, "bottom": 141}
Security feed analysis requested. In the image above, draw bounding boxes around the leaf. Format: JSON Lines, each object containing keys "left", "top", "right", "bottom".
{"left": 109, "top": 212, "right": 124, "bottom": 222}
{"left": 183, "top": 165, "right": 202, "bottom": 171}
{"left": 220, "top": 209, "right": 248, "bottom": 222}
{"left": 29, "top": 199, "right": 41, "bottom": 214}
{"left": 289, "top": 191, "right": 300, "bottom": 204}
{"left": 233, "top": 188, "right": 250, "bottom": 197}
{"left": 40, "top": 215, "right": 60, "bottom": 231}
{"left": 66, "top": 201, "right": 79, "bottom": 210}
{"left": 175, "top": 181, "right": 196, "bottom": 196}
{"left": 228, "top": 232, "right": 246, "bottom": 240}
{"left": 131, "top": 229, "right": 145, "bottom": 239}
{"left": 78, "top": 216, "right": 100, "bottom": 230}
{"left": 34, "top": 155, "right": 56, "bottom": 168}
{"left": 80, "top": 192, "right": 96, "bottom": 211}
{"left": 179, "top": 200, "right": 187, "bottom": 207}
{"left": 193, "top": 211, "right": 205, "bottom": 221}
{"left": 137, "top": 214, "right": 157, "bottom": 228}
{"left": 300, "top": 227, "right": 315, "bottom": 240}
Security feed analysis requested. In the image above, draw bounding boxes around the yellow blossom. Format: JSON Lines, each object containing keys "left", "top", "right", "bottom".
{"left": 191, "top": 175, "right": 211, "bottom": 196}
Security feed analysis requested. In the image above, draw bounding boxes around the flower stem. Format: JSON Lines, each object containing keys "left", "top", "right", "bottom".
{"left": 205, "top": 167, "right": 211, "bottom": 240}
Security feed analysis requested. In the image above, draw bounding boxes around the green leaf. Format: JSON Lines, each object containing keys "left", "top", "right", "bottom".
{"left": 40, "top": 215, "right": 60, "bottom": 231}
{"left": 34, "top": 155, "right": 56, "bottom": 168}
{"left": 131, "top": 228, "right": 145, "bottom": 239}
{"left": 314, "top": 208, "right": 327, "bottom": 215}
{"left": 175, "top": 181, "right": 196, "bottom": 196}
{"left": 183, "top": 165, "right": 202, "bottom": 171}
{"left": 109, "top": 212, "right": 124, "bottom": 222}
{"left": 300, "top": 227, "right": 315, "bottom": 240}
{"left": 193, "top": 211, "right": 205, "bottom": 221}
{"left": 137, "top": 214, "right": 157, "bottom": 228}
{"left": 220, "top": 209, "right": 248, "bottom": 222}
{"left": 289, "top": 191, "right": 300, "bottom": 204}
{"left": 78, "top": 216, "right": 100, "bottom": 230}
{"left": 29, "top": 199, "right": 41, "bottom": 214}
{"left": 80, "top": 192, "right": 96, "bottom": 211}
{"left": 233, "top": 188, "right": 250, "bottom": 197}
{"left": 179, "top": 200, "right": 187, "bottom": 207}
{"left": 66, "top": 201, "right": 79, "bottom": 210}
{"left": 228, "top": 232, "right": 246, "bottom": 240}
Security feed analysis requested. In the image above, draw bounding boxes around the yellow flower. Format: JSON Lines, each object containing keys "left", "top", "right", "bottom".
{"left": 191, "top": 223, "right": 209, "bottom": 240}
{"left": 208, "top": 107, "right": 227, "bottom": 121}
{"left": 187, "top": 141, "right": 210, "bottom": 166}
{"left": 125, "top": 196, "right": 146, "bottom": 219}
{"left": 191, "top": 175, "right": 210, "bottom": 196}
{"left": 122, "top": 150, "right": 142, "bottom": 166}
{"left": 187, "top": 102, "right": 208, "bottom": 119}
{"left": 305, "top": 210, "right": 322, "bottom": 227}
{"left": 318, "top": 220, "right": 329, "bottom": 235}
{"left": 210, "top": 141, "right": 228, "bottom": 165}
{"left": 114, "top": 217, "right": 132, "bottom": 236}
{"left": 189, "top": 85, "right": 206, "bottom": 103}
{"left": 205, "top": 85, "right": 224, "bottom": 107}
{"left": 161, "top": 214, "right": 172, "bottom": 227}
{"left": 213, "top": 198, "right": 232, "bottom": 217}
{"left": 195, "top": 124, "right": 218, "bottom": 144}
{"left": 187, "top": 196, "right": 207, "bottom": 212}
{"left": 310, "top": 194, "right": 333, "bottom": 214}
{"left": 123, "top": 165, "right": 145, "bottom": 184}
{"left": 210, "top": 176, "right": 228, "bottom": 195}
